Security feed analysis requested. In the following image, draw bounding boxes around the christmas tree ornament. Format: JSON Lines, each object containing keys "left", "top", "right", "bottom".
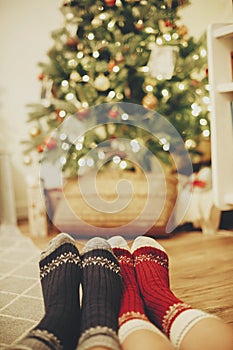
{"left": 56, "top": 116, "right": 64, "bottom": 124}
{"left": 191, "top": 67, "right": 206, "bottom": 81}
{"left": 142, "top": 93, "right": 158, "bottom": 109}
{"left": 135, "top": 19, "right": 144, "bottom": 30}
{"left": 29, "top": 126, "right": 41, "bottom": 138}
{"left": 23, "top": 155, "right": 32, "bottom": 165}
{"left": 107, "top": 123, "right": 116, "bottom": 134}
{"left": 68, "top": 58, "right": 78, "bottom": 68}
{"left": 191, "top": 79, "right": 201, "bottom": 87}
{"left": 43, "top": 136, "right": 57, "bottom": 150}
{"left": 122, "top": 44, "right": 130, "bottom": 53}
{"left": 115, "top": 51, "right": 124, "bottom": 63}
{"left": 164, "top": 20, "right": 172, "bottom": 27}
{"left": 91, "top": 17, "right": 102, "bottom": 28}
{"left": 124, "top": 86, "right": 131, "bottom": 99}
{"left": 144, "top": 77, "right": 157, "bottom": 88}
{"left": 37, "top": 144, "right": 44, "bottom": 153}
{"left": 38, "top": 73, "right": 44, "bottom": 80}
{"left": 108, "top": 59, "right": 116, "bottom": 72}
{"left": 147, "top": 44, "right": 177, "bottom": 80}
{"left": 158, "top": 19, "right": 172, "bottom": 34}
{"left": 76, "top": 107, "right": 89, "bottom": 120}
{"left": 108, "top": 108, "right": 119, "bottom": 119}
{"left": 177, "top": 25, "right": 188, "bottom": 37}
{"left": 66, "top": 37, "right": 78, "bottom": 48}
{"left": 71, "top": 152, "right": 77, "bottom": 160}
{"left": 94, "top": 74, "right": 110, "bottom": 91}
{"left": 104, "top": 0, "right": 116, "bottom": 6}
{"left": 95, "top": 125, "right": 107, "bottom": 140}
{"left": 77, "top": 42, "right": 84, "bottom": 51}
{"left": 70, "top": 70, "right": 81, "bottom": 82}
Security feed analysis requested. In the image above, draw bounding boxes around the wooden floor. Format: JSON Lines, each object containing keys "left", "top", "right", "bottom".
{"left": 18, "top": 220, "right": 233, "bottom": 325}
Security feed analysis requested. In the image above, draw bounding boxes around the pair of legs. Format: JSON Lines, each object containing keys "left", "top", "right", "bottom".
{"left": 109, "top": 236, "right": 233, "bottom": 350}
{"left": 10, "top": 233, "right": 121, "bottom": 350}
{"left": 10, "top": 233, "right": 233, "bottom": 350}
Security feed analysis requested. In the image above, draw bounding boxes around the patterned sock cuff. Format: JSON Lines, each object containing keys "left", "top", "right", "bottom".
{"left": 118, "top": 318, "right": 167, "bottom": 344}
{"left": 10, "top": 329, "right": 62, "bottom": 350}
{"left": 39, "top": 244, "right": 81, "bottom": 279}
{"left": 77, "top": 326, "right": 121, "bottom": 350}
{"left": 40, "top": 233, "right": 77, "bottom": 261}
{"left": 170, "top": 309, "right": 219, "bottom": 349}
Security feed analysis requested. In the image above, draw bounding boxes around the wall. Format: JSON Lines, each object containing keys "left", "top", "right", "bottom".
{"left": 178, "top": 0, "right": 232, "bottom": 38}
{"left": 0, "top": 0, "right": 61, "bottom": 218}
{"left": 0, "top": 0, "right": 232, "bottom": 219}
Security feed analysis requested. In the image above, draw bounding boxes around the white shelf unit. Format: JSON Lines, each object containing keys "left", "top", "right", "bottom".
{"left": 207, "top": 23, "right": 233, "bottom": 210}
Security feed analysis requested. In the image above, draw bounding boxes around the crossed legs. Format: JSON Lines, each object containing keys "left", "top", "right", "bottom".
{"left": 108, "top": 236, "right": 233, "bottom": 350}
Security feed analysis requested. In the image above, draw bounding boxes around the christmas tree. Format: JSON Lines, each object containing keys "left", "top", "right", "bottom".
{"left": 23, "top": 0, "right": 210, "bottom": 176}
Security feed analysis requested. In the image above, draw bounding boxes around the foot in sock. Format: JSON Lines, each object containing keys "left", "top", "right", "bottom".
{"left": 108, "top": 236, "right": 167, "bottom": 344}
{"left": 13, "top": 233, "right": 82, "bottom": 350}
{"left": 132, "top": 236, "right": 215, "bottom": 349}
{"left": 77, "top": 237, "right": 122, "bottom": 350}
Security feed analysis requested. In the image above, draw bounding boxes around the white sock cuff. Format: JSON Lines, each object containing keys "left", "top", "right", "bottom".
{"left": 41, "top": 232, "right": 76, "bottom": 260}
{"left": 108, "top": 236, "right": 130, "bottom": 251}
{"left": 170, "top": 309, "right": 218, "bottom": 349}
{"left": 118, "top": 319, "right": 166, "bottom": 344}
{"left": 131, "top": 236, "right": 166, "bottom": 254}
{"left": 81, "top": 237, "right": 112, "bottom": 255}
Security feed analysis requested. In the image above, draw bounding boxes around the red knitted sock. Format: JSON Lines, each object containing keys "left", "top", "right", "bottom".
{"left": 132, "top": 236, "right": 214, "bottom": 349}
{"left": 108, "top": 236, "right": 165, "bottom": 344}
{"left": 132, "top": 236, "right": 191, "bottom": 334}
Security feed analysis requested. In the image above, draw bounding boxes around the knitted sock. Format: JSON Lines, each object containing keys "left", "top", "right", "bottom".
{"left": 132, "top": 236, "right": 216, "bottom": 349}
{"left": 12, "top": 233, "right": 82, "bottom": 350}
{"left": 108, "top": 236, "right": 166, "bottom": 344}
{"left": 77, "top": 237, "right": 122, "bottom": 350}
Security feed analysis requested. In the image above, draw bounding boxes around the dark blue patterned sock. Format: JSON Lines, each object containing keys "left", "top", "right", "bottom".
{"left": 77, "top": 237, "right": 122, "bottom": 350}
{"left": 13, "top": 233, "right": 81, "bottom": 350}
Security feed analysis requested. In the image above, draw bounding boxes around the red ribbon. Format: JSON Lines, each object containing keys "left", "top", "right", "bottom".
{"left": 191, "top": 180, "right": 207, "bottom": 188}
